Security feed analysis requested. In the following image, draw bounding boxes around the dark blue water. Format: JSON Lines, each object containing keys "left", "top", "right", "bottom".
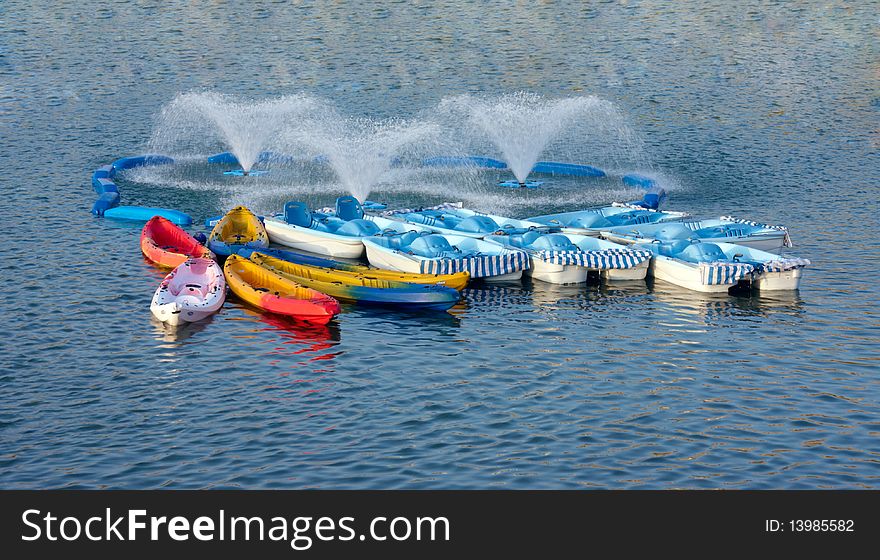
{"left": 2, "top": 1, "right": 878, "bottom": 489}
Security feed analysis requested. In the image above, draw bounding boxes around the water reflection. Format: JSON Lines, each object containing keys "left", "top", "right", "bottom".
{"left": 150, "top": 315, "right": 212, "bottom": 343}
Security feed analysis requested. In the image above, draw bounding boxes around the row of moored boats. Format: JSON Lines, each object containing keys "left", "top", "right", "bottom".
{"left": 144, "top": 193, "right": 809, "bottom": 325}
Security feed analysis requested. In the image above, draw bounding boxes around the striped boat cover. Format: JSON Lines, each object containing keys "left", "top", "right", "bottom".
{"left": 719, "top": 216, "right": 792, "bottom": 247}
{"left": 419, "top": 250, "right": 529, "bottom": 277}
{"left": 757, "top": 257, "right": 810, "bottom": 273}
{"left": 699, "top": 262, "right": 756, "bottom": 285}
{"left": 381, "top": 202, "right": 464, "bottom": 217}
{"left": 535, "top": 248, "right": 652, "bottom": 269}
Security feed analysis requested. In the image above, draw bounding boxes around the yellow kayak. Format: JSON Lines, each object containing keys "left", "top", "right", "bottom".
{"left": 237, "top": 246, "right": 469, "bottom": 290}
{"left": 223, "top": 255, "right": 340, "bottom": 324}
{"left": 250, "top": 252, "right": 462, "bottom": 310}
{"left": 208, "top": 206, "right": 269, "bottom": 257}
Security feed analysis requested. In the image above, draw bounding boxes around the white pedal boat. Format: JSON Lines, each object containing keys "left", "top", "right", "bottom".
{"left": 600, "top": 216, "right": 791, "bottom": 252}
{"left": 150, "top": 257, "right": 226, "bottom": 325}
{"left": 263, "top": 196, "right": 429, "bottom": 258}
{"left": 643, "top": 240, "right": 809, "bottom": 293}
{"left": 362, "top": 231, "right": 529, "bottom": 282}
{"left": 491, "top": 230, "right": 652, "bottom": 284}
{"left": 392, "top": 206, "right": 550, "bottom": 239}
{"left": 528, "top": 203, "right": 689, "bottom": 236}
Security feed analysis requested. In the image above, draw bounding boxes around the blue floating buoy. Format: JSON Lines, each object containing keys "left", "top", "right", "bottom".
{"left": 91, "top": 191, "right": 121, "bottom": 215}
{"left": 92, "top": 177, "right": 119, "bottom": 195}
{"left": 532, "top": 161, "right": 605, "bottom": 177}
{"left": 104, "top": 206, "right": 193, "bottom": 225}
{"left": 208, "top": 152, "right": 239, "bottom": 165}
{"left": 111, "top": 154, "right": 174, "bottom": 172}
{"left": 422, "top": 156, "right": 508, "bottom": 169}
{"left": 622, "top": 174, "right": 657, "bottom": 189}
{"left": 363, "top": 200, "right": 387, "bottom": 211}
{"left": 498, "top": 180, "right": 543, "bottom": 189}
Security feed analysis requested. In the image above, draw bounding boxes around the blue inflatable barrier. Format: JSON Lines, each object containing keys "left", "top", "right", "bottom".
{"left": 111, "top": 154, "right": 174, "bottom": 172}
{"left": 93, "top": 164, "right": 115, "bottom": 180}
{"left": 422, "top": 156, "right": 509, "bottom": 169}
{"left": 641, "top": 186, "right": 667, "bottom": 210}
{"left": 104, "top": 206, "right": 193, "bottom": 225}
{"left": 208, "top": 151, "right": 278, "bottom": 165}
{"left": 208, "top": 152, "right": 239, "bottom": 164}
{"left": 91, "top": 191, "right": 120, "bottom": 215}
{"left": 92, "top": 177, "right": 119, "bottom": 195}
{"left": 532, "top": 161, "right": 606, "bottom": 177}
{"left": 622, "top": 174, "right": 657, "bottom": 189}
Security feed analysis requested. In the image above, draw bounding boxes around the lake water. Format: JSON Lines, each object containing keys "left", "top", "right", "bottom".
{"left": 2, "top": 1, "right": 878, "bottom": 489}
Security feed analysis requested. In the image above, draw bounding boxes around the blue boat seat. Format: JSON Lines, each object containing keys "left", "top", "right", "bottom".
{"left": 336, "top": 195, "right": 364, "bottom": 221}
{"left": 409, "top": 234, "right": 454, "bottom": 258}
{"left": 285, "top": 201, "right": 313, "bottom": 227}
{"left": 508, "top": 230, "right": 543, "bottom": 248}
{"left": 567, "top": 214, "right": 612, "bottom": 229}
{"left": 529, "top": 234, "right": 579, "bottom": 252}
{"left": 693, "top": 224, "right": 753, "bottom": 238}
{"left": 675, "top": 242, "right": 728, "bottom": 263}
{"left": 388, "top": 231, "right": 423, "bottom": 250}
{"left": 454, "top": 215, "right": 500, "bottom": 234}
{"left": 654, "top": 223, "right": 693, "bottom": 241}
{"left": 335, "top": 218, "right": 381, "bottom": 237}
{"left": 605, "top": 210, "right": 657, "bottom": 226}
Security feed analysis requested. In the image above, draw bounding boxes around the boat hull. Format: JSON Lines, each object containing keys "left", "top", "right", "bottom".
{"left": 648, "top": 258, "right": 734, "bottom": 293}
{"left": 264, "top": 218, "right": 366, "bottom": 258}
{"left": 363, "top": 241, "right": 522, "bottom": 283}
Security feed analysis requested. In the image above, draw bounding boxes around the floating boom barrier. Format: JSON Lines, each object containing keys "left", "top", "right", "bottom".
{"left": 89, "top": 154, "right": 193, "bottom": 225}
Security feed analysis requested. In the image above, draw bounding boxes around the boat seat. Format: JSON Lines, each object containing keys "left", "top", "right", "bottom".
{"left": 507, "top": 230, "right": 543, "bottom": 248}
{"left": 657, "top": 240, "right": 691, "bottom": 257}
{"left": 653, "top": 223, "right": 693, "bottom": 241}
{"left": 567, "top": 213, "right": 612, "bottom": 229}
{"left": 284, "top": 201, "right": 313, "bottom": 228}
{"left": 454, "top": 215, "right": 500, "bottom": 234}
{"left": 693, "top": 224, "right": 751, "bottom": 238}
{"left": 335, "top": 195, "right": 364, "bottom": 221}
{"left": 529, "top": 234, "right": 579, "bottom": 252}
{"left": 409, "top": 234, "right": 455, "bottom": 258}
{"left": 335, "top": 218, "right": 381, "bottom": 237}
{"left": 605, "top": 210, "right": 653, "bottom": 226}
{"left": 675, "top": 242, "right": 728, "bottom": 263}
{"left": 388, "top": 231, "right": 423, "bottom": 249}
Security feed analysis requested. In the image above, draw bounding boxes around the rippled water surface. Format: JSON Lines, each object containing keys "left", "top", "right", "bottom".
{"left": 2, "top": 1, "right": 878, "bottom": 488}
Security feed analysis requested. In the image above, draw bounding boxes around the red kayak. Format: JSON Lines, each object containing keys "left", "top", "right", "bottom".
{"left": 141, "top": 216, "right": 214, "bottom": 268}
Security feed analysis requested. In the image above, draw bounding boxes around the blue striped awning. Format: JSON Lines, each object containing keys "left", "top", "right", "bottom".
{"left": 719, "top": 216, "right": 792, "bottom": 247}
{"left": 535, "top": 248, "right": 652, "bottom": 269}
{"left": 699, "top": 262, "right": 756, "bottom": 285}
{"left": 419, "top": 250, "right": 529, "bottom": 277}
